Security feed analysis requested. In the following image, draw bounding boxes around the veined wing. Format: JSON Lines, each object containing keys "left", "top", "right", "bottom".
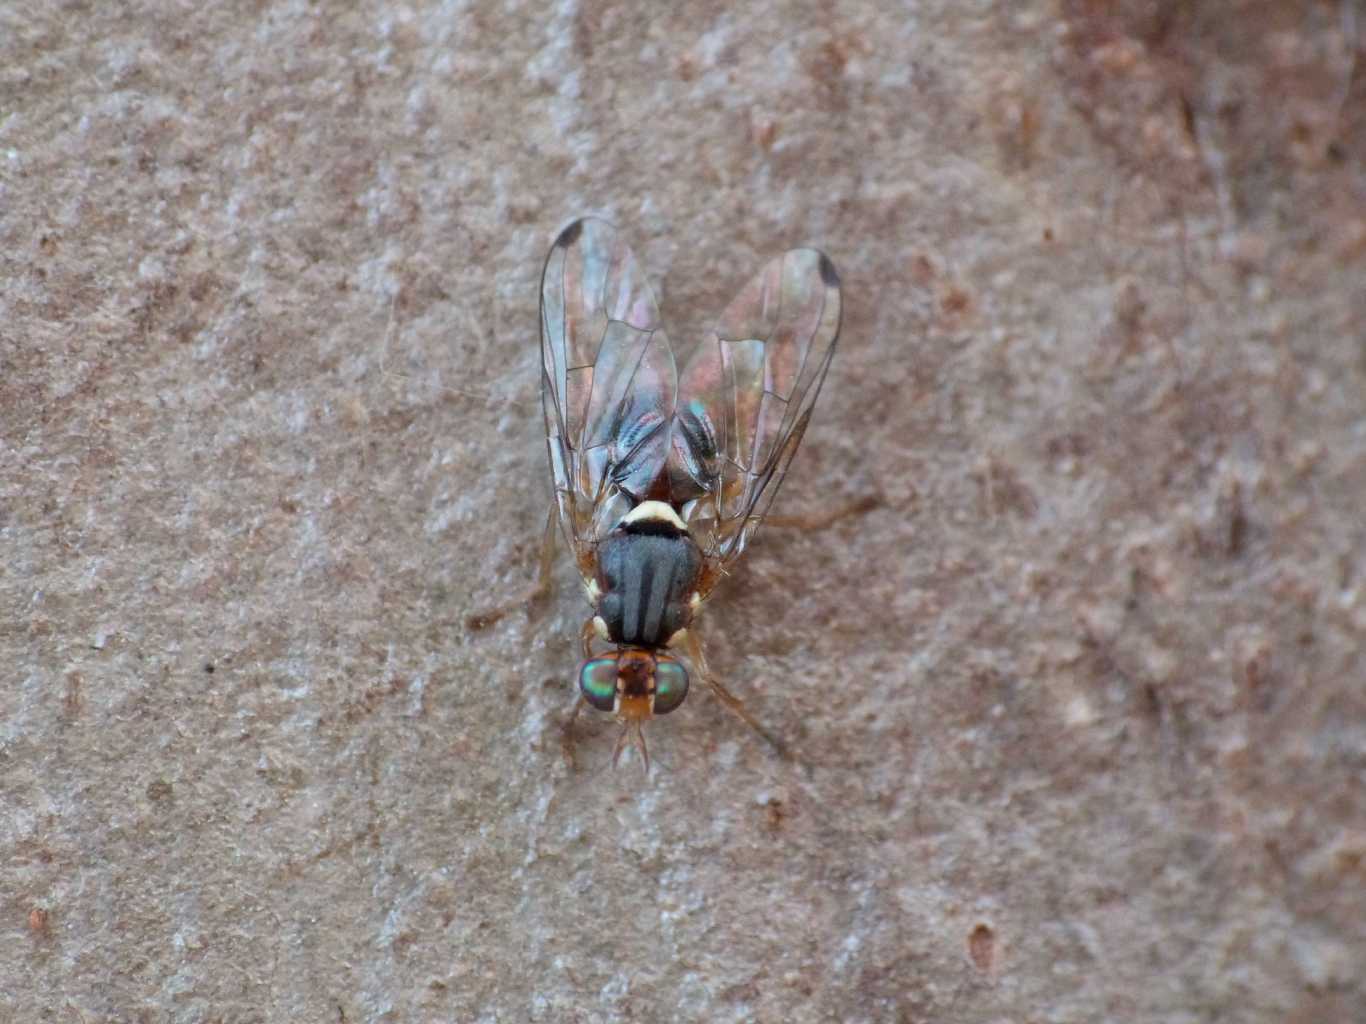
{"left": 540, "top": 218, "right": 677, "bottom": 568}
{"left": 669, "top": 247, "right": 841, "bottom": 589}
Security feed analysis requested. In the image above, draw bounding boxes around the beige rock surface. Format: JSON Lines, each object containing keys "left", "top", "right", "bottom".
{"left": 3, "top": 1, "right": 1364, "bottom": 1021}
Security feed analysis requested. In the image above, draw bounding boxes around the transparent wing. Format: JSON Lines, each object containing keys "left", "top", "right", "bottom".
{"left": 541, "top": 218, "right": 677, "bottom": 568}
{"left": 669, "top": 247, "right": 841, "bottom": 585}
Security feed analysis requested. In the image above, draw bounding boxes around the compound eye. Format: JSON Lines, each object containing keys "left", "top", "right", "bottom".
{"left": 652, "top": 659, "right": 689, "bottom": 715}
{"left": 578, "top": 657, "right": 618, "bottom": 712}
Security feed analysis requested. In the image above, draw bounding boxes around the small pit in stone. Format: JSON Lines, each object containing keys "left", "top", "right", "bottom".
{"left": 968, "top": 923, "right": 996, "bottom": 972}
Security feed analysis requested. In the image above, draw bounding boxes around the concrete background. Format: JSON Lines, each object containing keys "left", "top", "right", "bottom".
{"left": 3, "top": 1, "right": 1364, "bottom": 1021}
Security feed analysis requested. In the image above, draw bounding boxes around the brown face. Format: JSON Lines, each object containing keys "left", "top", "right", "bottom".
{"left": 576, "top": 648, "right": 691, "bottom": 721}
{"left": 613, "top": 649, "right": 657, "bottom": 721}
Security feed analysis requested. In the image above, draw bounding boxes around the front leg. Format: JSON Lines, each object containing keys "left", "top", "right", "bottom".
{"left": 561, "top": 615, "right": 606, "bottom": 770}
{"left": 678, "top": 628, "right": 790, "bottom": 761}
{"left": 562, "top": 693, "right": 587, "bottom": 770}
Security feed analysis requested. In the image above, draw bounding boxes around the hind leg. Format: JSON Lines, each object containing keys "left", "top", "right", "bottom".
{"left": 763, "top": 493, "right": 880, "bottom": 531}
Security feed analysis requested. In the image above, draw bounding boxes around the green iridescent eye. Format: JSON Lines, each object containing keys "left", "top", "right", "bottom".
{"left": 579, "top": 658, "right": 618, "bottom": 711}
{"left": 652, "top": 660, "right": 689, "bottom": 715}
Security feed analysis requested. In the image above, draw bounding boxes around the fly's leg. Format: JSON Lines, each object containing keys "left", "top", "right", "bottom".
{"left": 562, "top": 694, "right": 586, "bottom": 770}
{"left": 561, "top": 616, "right": 601, "bottom": 770}
{"left": 763, "top": 493, "right": 881, "bottom": 532}
{"left": 679, "top": 629, "right": 790, "bottom": 760}
{"left": 579, "top": 615, "right": 599, "bottom": 660}
{"left": 465, "top": 504, "right": 558, "bottom": 631}
{"left": 707, "top": 674, "right": 790, "bottom": 762}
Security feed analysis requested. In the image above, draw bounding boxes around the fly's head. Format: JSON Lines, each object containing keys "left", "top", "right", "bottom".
{"left": 577, "top": 647, "right": 690, "bottom": 772}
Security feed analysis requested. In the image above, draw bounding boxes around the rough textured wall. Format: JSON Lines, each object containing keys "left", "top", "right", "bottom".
{"left": 3, "top": 1, "right": 1364, "bottom": 1021}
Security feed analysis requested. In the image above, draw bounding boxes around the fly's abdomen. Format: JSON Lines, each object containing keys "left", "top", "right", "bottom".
{"left": 596, "top": 507, "right": 702, "bottom": 648}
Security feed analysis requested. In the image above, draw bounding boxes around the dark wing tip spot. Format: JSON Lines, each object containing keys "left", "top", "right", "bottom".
{"left": 817, "top": 252, "right": 840, "bottom": 287}
{"left": 555, "top": 220, "right": 584, "bottom": 248}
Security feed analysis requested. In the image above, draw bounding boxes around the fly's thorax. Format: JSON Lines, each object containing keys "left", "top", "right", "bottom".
{"left": 594, "top": 501, "right": 702, "bottom": 648}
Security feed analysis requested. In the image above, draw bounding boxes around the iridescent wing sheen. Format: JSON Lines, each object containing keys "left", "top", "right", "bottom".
{"left": 669, "top": 248, "right": 842, "bottom": 588}
{"left": 541, "top": 218, "right": 677, "bottom": 566}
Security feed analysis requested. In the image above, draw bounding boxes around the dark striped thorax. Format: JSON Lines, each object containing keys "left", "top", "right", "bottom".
{"left": 592, "top": 500, "right": 702, "bottom": 650}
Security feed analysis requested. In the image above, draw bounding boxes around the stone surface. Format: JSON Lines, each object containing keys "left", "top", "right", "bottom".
{"left": 3, "top": 2, "right": 1364, "bottom": 1021}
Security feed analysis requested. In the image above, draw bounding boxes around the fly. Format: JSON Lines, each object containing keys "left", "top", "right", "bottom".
{"left": 535, "top": 217, "right": 843, "bottom": 771}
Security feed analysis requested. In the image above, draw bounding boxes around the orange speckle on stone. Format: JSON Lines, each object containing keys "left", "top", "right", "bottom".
{"left": 28, "top": 908, "right": 51, "bottom": 937}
